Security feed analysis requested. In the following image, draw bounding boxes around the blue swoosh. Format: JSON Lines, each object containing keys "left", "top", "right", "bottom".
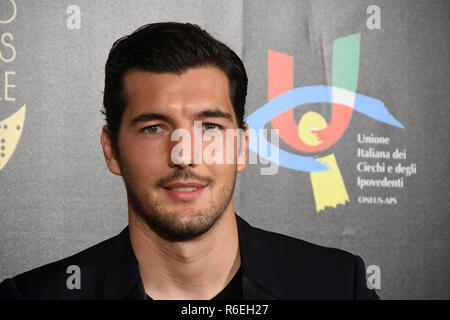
{"left": 245, "top": 85, "right": 404, "bottom": 172}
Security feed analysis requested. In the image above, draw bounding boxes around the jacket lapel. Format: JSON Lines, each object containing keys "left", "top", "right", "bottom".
{"left": 236, "top": 214, "right": 284, "bottom": 299}
{"left": 102, "top": 227, "right": 146, "bottom": 300}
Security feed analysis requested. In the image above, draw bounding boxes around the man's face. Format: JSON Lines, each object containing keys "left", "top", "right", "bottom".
{"left": 101, "top": 66, "right": 248, "bottom": 241}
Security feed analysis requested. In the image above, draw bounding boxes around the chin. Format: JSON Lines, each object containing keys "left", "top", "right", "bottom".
{"left": 169, "top": 208, "right": 211, "bottom": 222}
{"left": 152, "top": 210, "right": 220, "bottom": 242}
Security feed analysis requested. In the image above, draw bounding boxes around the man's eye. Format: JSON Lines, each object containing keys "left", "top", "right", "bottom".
{"left": 143, "top": 125, "right": 163, "bottom": 134}
{"left": 203, "top": 123, "right": 221, "bottom": 131}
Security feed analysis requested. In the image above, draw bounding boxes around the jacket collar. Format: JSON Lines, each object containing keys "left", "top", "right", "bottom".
{"left": 103, "top": 227, "right": 146, "bottom": 299}
{"left": 104, "top": 213, "right": 283, "bottom": 299}
{"left": 235, "top": 214, "right": 284, "bottom": 299}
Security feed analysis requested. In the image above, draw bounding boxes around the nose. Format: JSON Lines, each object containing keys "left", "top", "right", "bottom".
{"left": 168, "top": 122, "right": 202, "bottom": 169}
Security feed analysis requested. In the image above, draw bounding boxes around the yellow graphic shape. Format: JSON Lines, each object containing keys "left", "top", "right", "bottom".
{"left": 298, "top": 111, "right": 328, "bottom": 146}
{"left": 310, "top": 153, "right": 349, "bottom": 212}
{"left": 0, "top": 105, "right": 26, "bottom": 171}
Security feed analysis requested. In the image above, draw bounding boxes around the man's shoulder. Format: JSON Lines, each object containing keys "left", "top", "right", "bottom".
{"left": 253, "top": 223, "right": 357, "bottom": 269}
{"left": 238, "top": 216, "right": 378, "bottom": 299}
{"left": 0, "top": 229, "right": 124, "bottom": 299}
{"left": 239, "top": 216, "right": 356, "bottom": 266}
{"left": 18, "top": 230, "right": 120, "bottom": 275}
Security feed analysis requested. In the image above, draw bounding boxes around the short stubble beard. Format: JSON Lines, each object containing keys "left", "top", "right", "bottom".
{"left": 122, "top": 167, "right": 237, "bottom": 242}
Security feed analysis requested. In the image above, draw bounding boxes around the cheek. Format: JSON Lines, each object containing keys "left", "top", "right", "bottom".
{"left": 209, "top": 163, "right": 237, "bottom": 185}
{"left": 119, "top": 137, "right": 169, "bottom": 176}
{"left": 203, "top": 132, "right": 242, "bottom": 164}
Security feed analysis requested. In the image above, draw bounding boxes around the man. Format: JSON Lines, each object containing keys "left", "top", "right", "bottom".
{"left": 0, "top": 22, "right": 379, "bottom": 300}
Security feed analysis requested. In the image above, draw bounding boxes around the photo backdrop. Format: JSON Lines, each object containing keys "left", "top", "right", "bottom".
{"left": 1, "top": 0, "right": 449, "bottom": 299}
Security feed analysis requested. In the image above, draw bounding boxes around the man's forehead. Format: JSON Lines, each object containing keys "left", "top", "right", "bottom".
{"left": 122, "top": 67, "right": 236, "bottom": 122}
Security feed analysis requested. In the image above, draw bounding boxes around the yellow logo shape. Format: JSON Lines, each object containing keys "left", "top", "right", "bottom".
{"left": 310, "top": 153, "right": 350, "bottom": 212}
{"left": 0, "top": 104, "right": 26, "bottom": 171}
{"left": 298, "top": 111, "right": 328, "bottom": 146}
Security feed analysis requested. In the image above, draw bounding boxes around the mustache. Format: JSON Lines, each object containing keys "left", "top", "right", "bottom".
{"left": 157, "top": 170, "right": 213, "bottom": 187}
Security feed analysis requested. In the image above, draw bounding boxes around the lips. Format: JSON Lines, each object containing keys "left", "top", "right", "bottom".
{"left": 163, "top": 182, "right": 207, "bottom": 201}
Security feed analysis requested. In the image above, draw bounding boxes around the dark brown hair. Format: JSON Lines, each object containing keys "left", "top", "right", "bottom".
{"left": 102, "top": 22, "right": 248, "bottom": 155}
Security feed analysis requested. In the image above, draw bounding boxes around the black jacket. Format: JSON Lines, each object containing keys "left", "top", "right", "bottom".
{"left": 0, "top": 214, "right": 379, "bottom": 299}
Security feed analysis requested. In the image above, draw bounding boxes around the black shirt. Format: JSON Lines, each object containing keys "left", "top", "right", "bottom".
{"left": 145, "top": 266, "right": 242, "bottom": 300}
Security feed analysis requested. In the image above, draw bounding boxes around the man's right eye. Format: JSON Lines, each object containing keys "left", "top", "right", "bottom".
{"left": 142, "top": 125, "right": 163, "bottom": 134}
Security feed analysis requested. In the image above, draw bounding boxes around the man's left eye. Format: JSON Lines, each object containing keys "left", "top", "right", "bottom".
{"left": 203, "top": 123, "right": 221, "bottom": 131}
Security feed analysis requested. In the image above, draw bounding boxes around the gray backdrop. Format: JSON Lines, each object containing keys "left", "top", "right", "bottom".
{"left": 0, "top": 0, "right": 449, "bottom": 299}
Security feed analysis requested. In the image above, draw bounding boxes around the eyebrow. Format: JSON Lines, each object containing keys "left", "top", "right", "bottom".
{"left": 130, "top": 113, "right": 171, "bottom": 126}
{"left": 130, "top": 108, "right": 233, "bottom": 126}
{"left": 195, "top": 109, "right": 233, "bottom": 122}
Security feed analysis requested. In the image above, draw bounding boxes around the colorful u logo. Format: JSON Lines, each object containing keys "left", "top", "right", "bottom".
{"left": 245, "top": 33, "right": 404, "bottom": 211}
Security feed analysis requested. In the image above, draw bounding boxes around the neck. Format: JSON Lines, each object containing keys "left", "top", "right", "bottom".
{"left": 128, "top": 203, "right": 241, "bottom": 300}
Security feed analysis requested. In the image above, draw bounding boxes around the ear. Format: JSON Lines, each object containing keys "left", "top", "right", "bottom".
{"left": 100, "top": 125, "right": 122, "bottom": 176}
{"left": 237, "top": 122, "right": 249, "bottom": 172}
